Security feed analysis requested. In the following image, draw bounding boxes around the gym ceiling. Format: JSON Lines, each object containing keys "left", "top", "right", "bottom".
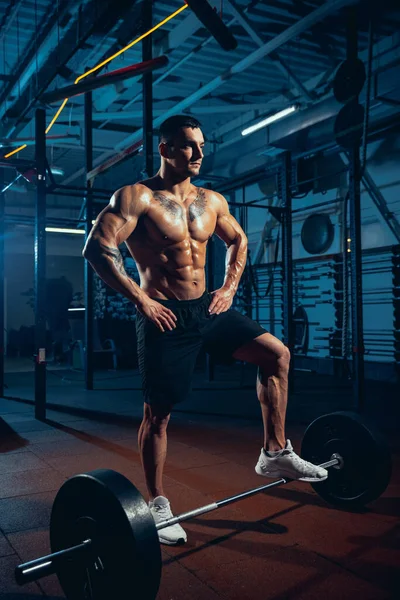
{"left": 1, "top": 0, "right": 399, "bottom": 202}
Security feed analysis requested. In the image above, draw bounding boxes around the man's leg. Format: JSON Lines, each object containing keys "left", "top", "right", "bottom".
{"left": 138, "top": 401, "right": 187, "bottom": 545}
{"left": 138, "top": 402, "right": 173, "bottom": 500}
{"left": 233, "top": 332, "right": 289, "bottom": 452}
{"left": 233, "top": 332, "right": 327, "bottom": 481}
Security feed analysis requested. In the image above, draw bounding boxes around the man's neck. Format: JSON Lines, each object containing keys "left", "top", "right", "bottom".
{"left": 155, "top": 170, "right": 193, "bottom": 201}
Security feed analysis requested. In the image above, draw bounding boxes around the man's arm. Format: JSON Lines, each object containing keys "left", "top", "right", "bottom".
{"left": 82, "top": 184, "right": 148, "bottom": 307}
{"left": 214, "top": 192, "right": 248, "bottom": 294}
{"left": 208, "top": 192, "right": 247, "bottom": 315}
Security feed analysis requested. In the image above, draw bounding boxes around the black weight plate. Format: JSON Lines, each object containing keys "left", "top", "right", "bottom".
{"left": 301, "top": 412, "right": 391, "bottom": 508}
{"left": 333, "top": 58, "right": 366, "bottom": 103}
{"left": 50, "top": 469, "right": 161, "bottom": 600}
{"left": 301, "top": 213, "right": 334, "bottom": 255}
{"left": 334, "top": 101, "right": 365, "bottom": 149}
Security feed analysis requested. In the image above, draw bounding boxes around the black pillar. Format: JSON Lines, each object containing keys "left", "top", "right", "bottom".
{"left": 206, "top": 236, "right": 215, "bottom": 382}
{"left": 84, "top": 91, "right": 94, "bottom": 390}
{"left": 347, "top": 8, "right": 365, "bottom": 411}
{"left": 34, "top": 108, "right": 47, "bottom": 419}
{"left": 142, "top": 1, "right": 153, "bottom": 177}
{"left": 0, "top": 169, "right": 5, "bottom": 398}
{"left": 280, "top": 152, "right": 294, "bottom": 391}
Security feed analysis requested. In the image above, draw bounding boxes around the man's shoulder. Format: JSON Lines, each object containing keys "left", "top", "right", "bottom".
{"left": 110, "top": 183, "right": 152, "bottom": 214}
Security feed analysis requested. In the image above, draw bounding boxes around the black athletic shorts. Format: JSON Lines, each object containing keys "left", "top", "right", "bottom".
{"left": 136, "top": 291, "right": 266, "bottom": 406}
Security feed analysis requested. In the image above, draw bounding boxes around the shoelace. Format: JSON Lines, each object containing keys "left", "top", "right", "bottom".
{"left": 287, "top": 452, "right": 320, "bottom": 473}
{"left": 153, "top": 504, "right": 173, "bottom": 518}
{"left": 267, "top": 449, "right": 320, "bottom": 474}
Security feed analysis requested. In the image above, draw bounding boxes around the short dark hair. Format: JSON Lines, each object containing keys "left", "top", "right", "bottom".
{"left": 158, "top": 115, "right": 202, "bottom": 144}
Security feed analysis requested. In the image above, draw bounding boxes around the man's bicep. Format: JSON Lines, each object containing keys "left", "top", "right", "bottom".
{"left": 215, "top": 196, "right": 246, "bottom": 246}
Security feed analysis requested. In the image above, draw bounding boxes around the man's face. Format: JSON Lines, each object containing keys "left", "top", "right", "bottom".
{"left": 162, "top": 127, "right": 205, "bottom": 177}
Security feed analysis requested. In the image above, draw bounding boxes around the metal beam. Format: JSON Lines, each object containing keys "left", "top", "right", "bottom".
{"left": 34, "top": 108, "right": 47, "bottom": 420}
{"left": 79, "top": 104, "right": 290, "bottom": 121}
{"left": 119, "top": 0, "right": 357, "bottom": 150}
{"left": 0, "top": 0, "right": 22, "bottom": 45}
{"left": 64, "top": 2, "right": 256, "bottom": 182}
{"left": 0, "top": 167, "right": 5, "bottom": 396}
{"left": 202, "top": 33, "right": 400, "bottom": 173}
{"left": 225, "top": 0, "right": 314, "bottom": 101}
{"left": 0, "top": 1, "right": 74, "bottom": 125}
{"left": 340, "top": 152, "right": 400, "bottom": 243}
{"left": 94, "top": 6, "right": 209, "bottom": 112}
{"left": 142, "top": 0, "right": 154, "bottom": 178}
{"left": 1, "top": 134, "right": 79, "bottom": 148}
{"left": 40, "top": 57, "right": 168, "bottom": 104}
{"left": 84, "top": 91, "right": 94, "bottom": 391}
{"left": 346, "top": 6, "right": 365, "bottom": 412}
{"left": 280, "top": 152, "right": 294, "bottom": 391}
{"left": 185, "top": 0, "right": 237, "bottom": 51}
{"left": 362, "top": 170, "right": 400, "bottom": 242}
{"left": 85, "top": 0, "right": 358, "bottom": 181}
{"left": 1, "top": 0, "right": 134, "bottom": 138}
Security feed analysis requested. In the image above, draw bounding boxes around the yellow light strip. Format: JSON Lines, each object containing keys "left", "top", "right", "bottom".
{"left": 45, "top": 98, "right": 69, "bottom": 134}
{"left": 75, "top": 4, "right": 188, "bottom": 84}
{"left": 4, "top": 144, "right": 27, "bottom": 158}
{"left": 4, "top": 3, "right": 188, "bottom": 159}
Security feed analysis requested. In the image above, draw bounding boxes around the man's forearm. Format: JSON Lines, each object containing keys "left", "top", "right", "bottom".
{"left": 223, "top": 237, "right": 248, "bottom": 293}
{"left": 84, "top": 241, "right": 146, "bottom": 306}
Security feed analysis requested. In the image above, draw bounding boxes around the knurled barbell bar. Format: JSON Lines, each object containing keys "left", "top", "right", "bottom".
{"left": 14, "top": 411, "right": 392, "bottom": 600}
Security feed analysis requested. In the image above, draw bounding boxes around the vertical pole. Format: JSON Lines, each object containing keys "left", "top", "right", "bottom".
{"left": 35, "top": 108, "right": 47, "bottom": 419}
{"left": 84, "top": 91, "right": 94, "bottom": 390}
{"left": 0, "top": 168, "right": 5, "bottom": 397}
{"left": 280, "top": 152, "right": 294, "bottom": 391}
{"left": 393, "top": 246, "right": 400, "bottom": 384}
{"left": 142, "top": 0, "right": 153, "bottom": 178}
{"left": 347, "top": 7, "right": 365, "bottom": 411}
{"left": 242, "top": 187, "right": 252, "bottom": 319}
{"left": 206, "top": 235, "right": 215, "bottom": 382}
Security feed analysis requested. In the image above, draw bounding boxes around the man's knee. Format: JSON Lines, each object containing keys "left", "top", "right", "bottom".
{"left": 279, "top": 345, "right": 291, "bottom": 367}
{"left": 143, "top": 403, "right": 172, "bottom": 433}
{"left": 259, "top": 344, "right": 290, "bottom": 379}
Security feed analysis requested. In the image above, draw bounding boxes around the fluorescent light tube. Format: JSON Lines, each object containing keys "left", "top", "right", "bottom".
{"left": 241, "top": 105, "right": 298, "bottom": 136}
{"left": 45, "top": 227, "right": 85, "bottom": 234}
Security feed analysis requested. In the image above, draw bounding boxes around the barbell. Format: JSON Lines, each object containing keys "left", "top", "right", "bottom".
{"left": 15, "top": 411, "right": 391, "bottom": 600}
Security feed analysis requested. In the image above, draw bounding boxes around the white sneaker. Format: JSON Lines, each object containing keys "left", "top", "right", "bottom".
{"left": 149, "top": 496, "right": 187, "bottom": 546}
{"left": 255, "top": 440, "right": 328, "bottom": 482}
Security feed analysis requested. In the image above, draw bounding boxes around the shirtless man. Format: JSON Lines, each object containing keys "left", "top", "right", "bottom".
{"left": 83, "top": 115, "right": 327, "bottom": 546}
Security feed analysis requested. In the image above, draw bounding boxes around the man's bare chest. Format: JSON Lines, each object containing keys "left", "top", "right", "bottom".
{"left": 144, "top": 189, "right": 217, "bottom": 244}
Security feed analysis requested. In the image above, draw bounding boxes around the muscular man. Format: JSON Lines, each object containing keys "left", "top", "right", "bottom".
{"left": 83, "top": 115, "right": 327, "bottom": 546}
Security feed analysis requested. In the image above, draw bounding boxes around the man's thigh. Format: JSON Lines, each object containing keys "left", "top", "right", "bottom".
{"left": 136, "top": 314, "right": 202, "bottom": 405}
{"left": 201, "top": 309, "right": 267, "bottom": 364}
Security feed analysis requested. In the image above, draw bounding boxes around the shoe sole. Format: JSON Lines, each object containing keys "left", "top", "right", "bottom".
{"left": 158, "top": 535, "right": 187, "bottom": 546}
{"left": 255, "top": 465, "right": 328, "bottom": 483}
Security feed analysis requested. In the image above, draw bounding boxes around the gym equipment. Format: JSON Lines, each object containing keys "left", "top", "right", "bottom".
{"left": 333, "top": 58, "right": 366, "bottom": 103}
{"left": 16, "top": 470, "right": 161, "bottom": 600}
{"left": 15, "top": 412, "right": 391, "bottom": 599}
{"left": 301, "top": 411, "right": 391, "bottom": 508}
{"left": 301, "top": 213, "right": 335, "bottom": 255}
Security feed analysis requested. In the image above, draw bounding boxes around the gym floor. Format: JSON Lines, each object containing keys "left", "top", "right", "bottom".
{"left": 0, "top": 367, "right": 399, "bottom": 599}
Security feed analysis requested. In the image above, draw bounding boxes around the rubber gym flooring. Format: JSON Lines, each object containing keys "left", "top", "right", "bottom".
{"left": 0, "top": 364, "right": 399, "bottom": 599}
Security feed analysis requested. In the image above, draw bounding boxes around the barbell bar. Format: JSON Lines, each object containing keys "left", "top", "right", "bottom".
{"left": 156, "top": 456, "right": 340, "bottom": 532}
{"left": 15, "top": 456, "right": 340, "bottom": 591}
{"left": 14, "top": 412, "right": 392, "bottom": 600}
